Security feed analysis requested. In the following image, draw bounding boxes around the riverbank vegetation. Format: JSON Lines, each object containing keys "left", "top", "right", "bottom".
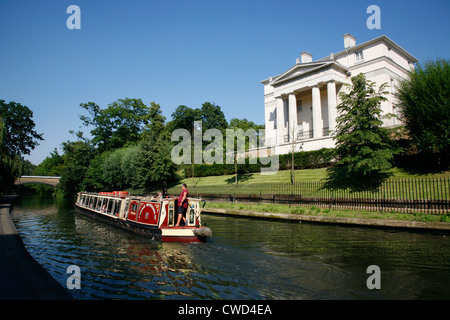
{"left": 204, "top": 202, "right": 450, "bottom": 223}
{"left": 2, "top": 59, "right": 449, "bottom": 205}
{"left": 27, "top": 99, "right": 266, "bottom": 197}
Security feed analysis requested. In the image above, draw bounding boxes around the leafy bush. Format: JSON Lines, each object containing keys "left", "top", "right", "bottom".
{"left": 395, "top": 58, "right": 450, "bottom": 168}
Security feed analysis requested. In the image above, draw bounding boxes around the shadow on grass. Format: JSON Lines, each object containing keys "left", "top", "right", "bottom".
{"left": 322, "top": 166, "right": 392, "bottom": 192}
{"left": 394, "top": 154, "right": 448, "bottom": 176}
{"left": 224, "top": 173, "right": 254, "bottom": 184}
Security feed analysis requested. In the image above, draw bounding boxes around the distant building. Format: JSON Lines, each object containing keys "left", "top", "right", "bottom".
{"left": 261, "top": 34, "right": 417, "bottom": 155}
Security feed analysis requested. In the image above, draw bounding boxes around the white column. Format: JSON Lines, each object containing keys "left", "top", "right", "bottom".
{"left": 288, "top": 93, "right": 297, "bottom": 142}
{"left": 327, "top": 81, "right": 337, "bottom": 134}
{"left": 276, "top": 97, "right": 285, "bottom": 145}
{"left": 312, "top": 86, "right": 322, "bottom": 138}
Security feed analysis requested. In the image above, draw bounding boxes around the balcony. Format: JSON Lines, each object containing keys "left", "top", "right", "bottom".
{"left": 297, "top": 130, "right": 313, "bottom": 140}
{"left": 291, "top": 127, "right": 330, "bottom": 141}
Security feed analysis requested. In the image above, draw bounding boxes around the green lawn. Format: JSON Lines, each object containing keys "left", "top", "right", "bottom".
{"left": 163, "top": 167, "right": 450, "bottom": 196}
{"left": 169, "top": 167, "right": 328, "bottom": 191}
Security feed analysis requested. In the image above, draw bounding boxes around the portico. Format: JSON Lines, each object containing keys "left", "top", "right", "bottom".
{"left": 268, "top": 61, "right": 347, "bottom": 154}
{"left": 275, "top": 81, "right": 338, "bottom": 142}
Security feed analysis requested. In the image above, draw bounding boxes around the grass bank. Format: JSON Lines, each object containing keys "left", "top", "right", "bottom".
{"left": 204, "top": 201, "right": 450, "bottom": 224}
{"left": 163, "top": 167, "right": 450, "bottom": 196}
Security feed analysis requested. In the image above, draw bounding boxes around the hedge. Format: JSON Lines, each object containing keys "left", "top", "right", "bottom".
{"left": 183, "top": 148, "right": 334, "bottom": 178}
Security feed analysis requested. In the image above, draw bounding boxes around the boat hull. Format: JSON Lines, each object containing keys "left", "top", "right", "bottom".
{"left": 74, "top": 203, "right": 210, "bottom": 243}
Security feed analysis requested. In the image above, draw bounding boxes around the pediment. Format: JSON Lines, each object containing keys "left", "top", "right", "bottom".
{"left": 271, "top": 61, "right": 345, "bottom": 85}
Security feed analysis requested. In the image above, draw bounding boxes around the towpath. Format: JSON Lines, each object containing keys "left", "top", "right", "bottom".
{"left": 0, "top": 195, "right": 73, "bottom": 300}
{"left": 203, "top": 207, "right": 450, "bottom": 231}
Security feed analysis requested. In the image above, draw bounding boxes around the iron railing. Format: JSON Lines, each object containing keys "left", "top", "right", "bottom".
{"left": 179, "top": 177, "right": 450, "bottom": 214}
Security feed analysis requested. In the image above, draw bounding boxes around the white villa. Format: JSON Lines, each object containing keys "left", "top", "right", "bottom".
{"left": 261, "top": 33, "right": 417, "bottom": 155}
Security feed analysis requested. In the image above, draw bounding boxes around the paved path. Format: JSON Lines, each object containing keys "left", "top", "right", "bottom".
{"left": 0, "top": 195, "right": 73, "bottom": 300}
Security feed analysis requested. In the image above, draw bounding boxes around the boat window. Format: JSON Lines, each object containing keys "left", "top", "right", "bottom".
{"left": 123, "top": 199, "right": 130, "bottom": 218}
{"left": 107, "top": 199, "right": 114, "bottom": 214}
{"left": 95, "top": 198, "right": 101, "bottom": 211}
{"left": 101, "top": 199, "right": 107, "bottom": 212}
{"left": 114, "top": 200, "right": 121, "bottom": 216}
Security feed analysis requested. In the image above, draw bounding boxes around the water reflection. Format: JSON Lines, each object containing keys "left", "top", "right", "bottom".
{"left": 11, "top": 194, "right": 450, "bottom": 300}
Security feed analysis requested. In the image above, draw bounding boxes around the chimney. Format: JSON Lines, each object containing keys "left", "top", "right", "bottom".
{"left": 343, "top": 33, "right": 356, "bottom": 49}
{"left": 300, "top": 51, "right": 313, "bottom": 63}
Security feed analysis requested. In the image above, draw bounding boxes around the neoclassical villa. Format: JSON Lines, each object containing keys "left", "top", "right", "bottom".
{"left": 261, "top": 33, "right": 417, "bottom": 155}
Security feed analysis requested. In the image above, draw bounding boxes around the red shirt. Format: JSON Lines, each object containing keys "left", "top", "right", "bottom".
{"left": 178, "top": 188, "right": 189, "bottom": 208}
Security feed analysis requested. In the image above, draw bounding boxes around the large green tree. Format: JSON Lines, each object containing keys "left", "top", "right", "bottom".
{"left": 395, "top": 58, "right": 450, "bottom": 168}
{"left": 0, "top": 100, "right": 43, "bottom": 193}
{"left": 58, "top": 139, "right": 95, "bottom": 196}
{"left": 137, "top": 102, "right": 176, "bottom": 188}
{"left": 325, "top": 73, "right": 397, "bottom": 191}
{"left": 170, "top": 102, "right": 228, "bottom": 185}
{"left": 79, "top": 98, "right": 151, "bottom": 153}
{"left": 200, "top": 102, "right": 228, "bottom": 132}
{"left": 0, "top": 100, "right": 43, "bottom": 157}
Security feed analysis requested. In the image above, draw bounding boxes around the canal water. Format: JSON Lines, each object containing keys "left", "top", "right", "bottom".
{"left": 10, "top": 194, "right": 450, "bottom": 300}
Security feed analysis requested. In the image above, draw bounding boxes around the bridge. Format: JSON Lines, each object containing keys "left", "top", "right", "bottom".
{"left": 15, "top": 176, "right": 61, "bottom": 187}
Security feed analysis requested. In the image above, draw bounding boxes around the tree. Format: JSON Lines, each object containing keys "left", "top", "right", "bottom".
{"left": 395, "top": 58, "right": 450, "bottom": 168}
{"left": 79, "top": 98, "right": 150, "bottom": 153}
{"left": 200, "top": 102, "right": 228, "bottom": 132}
{"left": 170, "top": 102, "right": 228, "bottom": 185}
{"left": 0, "top": 117, "right": 16, "bottom": 193}
{"left": 82, "top": 151, "right": 109, "bottom": 191}
{"left": 170, "top": 105, "right": 202, "bottom": 133}
{"left": 325, "top": 73, "right": 397, "bottom": 191}
{"left": 0, "top": 100, "right": 43, "bottom": 193}
{"left": 59, "top": 138, "right": 95, "bottom": 196}
{"left": 101, "top": 148, "right": 127, "bottom": 189}
{"left": 170, "top": 104, "right": 202, "bottom": 186}
{"left": 227, "top": 118, "right": 264, "bottom": 186}
{"left": 137, "top": 102, "right": 176, "bottom": 188}
{"left": 32, "top": 149, "right": 64, "bottom": 177}
{"left": 0, "top": 100, "right": 43, "bottom": 157}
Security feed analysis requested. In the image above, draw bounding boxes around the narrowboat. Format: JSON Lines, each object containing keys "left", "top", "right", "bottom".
{"left": 74, "top": 191, "right": 212, "bottom": 243}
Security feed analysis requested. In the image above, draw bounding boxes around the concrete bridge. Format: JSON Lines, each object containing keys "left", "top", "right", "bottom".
{"left": 15, "top": 176, "right": 61, "bottom": 187}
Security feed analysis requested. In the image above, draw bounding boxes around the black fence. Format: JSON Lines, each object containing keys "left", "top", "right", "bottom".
{"left": 185, "top": 177, "right": 450, "bottom": 214}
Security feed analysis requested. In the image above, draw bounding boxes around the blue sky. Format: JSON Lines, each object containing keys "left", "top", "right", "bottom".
{"left": 1, "top": 0, "right": 449, "bottom": 165}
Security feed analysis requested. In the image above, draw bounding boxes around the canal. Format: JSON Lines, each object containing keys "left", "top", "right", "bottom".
{"left": 11, "top": 194, "right": 450, "bottom": 300}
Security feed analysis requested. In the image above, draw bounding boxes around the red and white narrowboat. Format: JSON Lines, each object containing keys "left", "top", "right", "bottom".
{"left": 74, "top": 191, "right": 212, "bottom": 243}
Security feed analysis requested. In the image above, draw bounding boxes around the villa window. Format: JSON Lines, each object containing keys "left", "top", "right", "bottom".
{"left": 355, "top": 50, "right": 364, "bottom": 62}
{"left": 297, "top": 100, "right": 302, "bottom": 113}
